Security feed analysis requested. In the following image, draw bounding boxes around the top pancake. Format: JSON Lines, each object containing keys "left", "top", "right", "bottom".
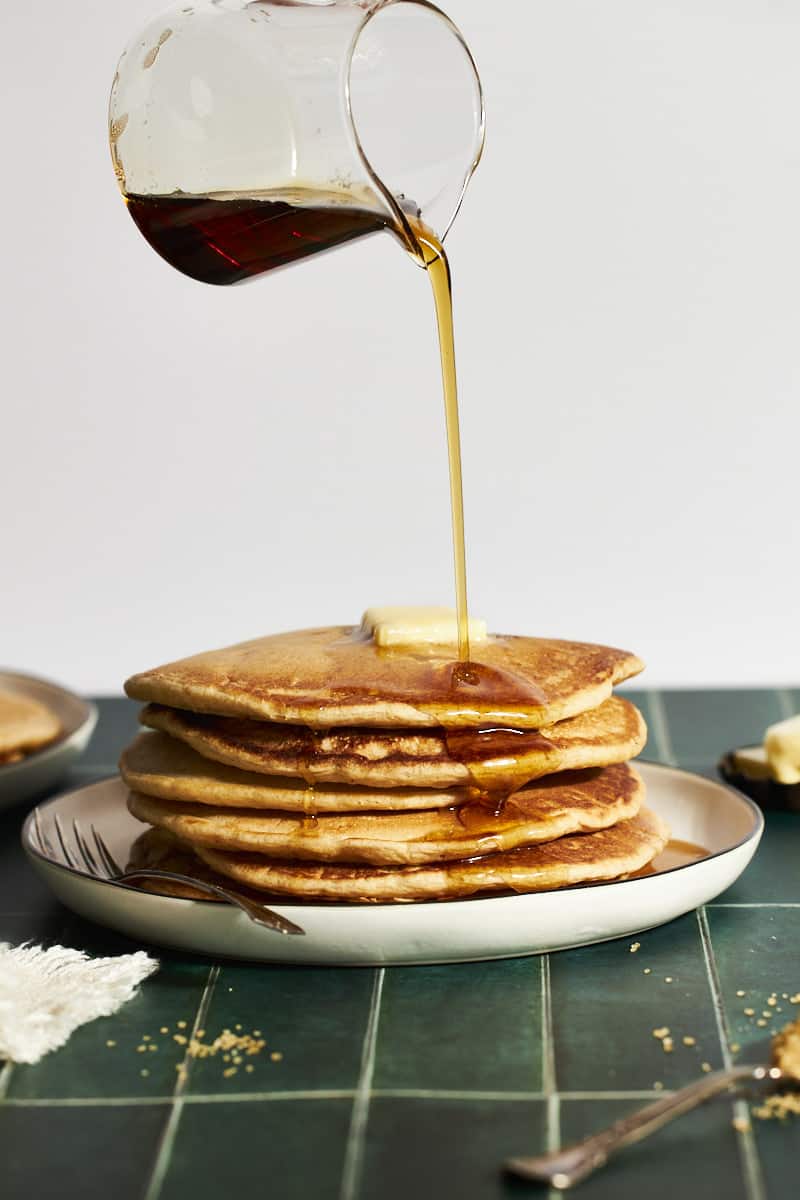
{"left": 125, "top": 626, "right": 643, "bottom": 729}
{"left": 0, "top": 689, "right": 62, "bottom": 762}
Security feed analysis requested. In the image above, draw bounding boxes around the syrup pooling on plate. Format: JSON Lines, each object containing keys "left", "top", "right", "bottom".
{"left": 627, "top": 839, "right": 709, "bottom": 877}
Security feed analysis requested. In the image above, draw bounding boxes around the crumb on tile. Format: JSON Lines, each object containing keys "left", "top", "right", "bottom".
{"left": 753, "top": 1093, "right": 800, "bottom": 1121}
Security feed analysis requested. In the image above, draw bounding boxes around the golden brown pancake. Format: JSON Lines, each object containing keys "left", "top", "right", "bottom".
{"left": 139, "top": 695, "right": 646, "bottom": 790}
{"left": 127, "top": 827, "right": 226, "bottom": 900}
{"left": 192, "top": 807, "right": 669, "bottom": 902}
{"left": 121, "top": 732, "right": 469, "bottom": 812}
{"left": 0, "top": 689, "right": 62, "bottom": 764}
{"left": 124, "top": 626, "right": 643, "bottom": 729}
{"left": 127, "top": 762, "right": 644, "bottom": 866}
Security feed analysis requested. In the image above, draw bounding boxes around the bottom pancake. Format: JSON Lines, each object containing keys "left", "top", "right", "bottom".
{"left": 192, "top": 808, "right": 669, "bottom": 903}
{"left": 127, "top": 827, "right": 229, "bottom": 900}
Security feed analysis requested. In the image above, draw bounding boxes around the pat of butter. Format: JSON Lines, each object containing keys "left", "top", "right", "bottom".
{"left": 764, "top": 714, "right": 800, "bottom": 785}
{"left": 361, "top": 606, "right": 488, "bottom": 648}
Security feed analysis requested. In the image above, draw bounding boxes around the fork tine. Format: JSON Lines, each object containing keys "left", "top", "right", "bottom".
{"left": 91, "top": 825, "right": 122, "bottom": 877}
{"left": 33, "top": 807, "right": 55, "bottom": 858}
{"left": 53, "top": 815, "right": 78, "bottom": 869}
{"left": 72, "top": 819, "right": 100, "bottom": 875}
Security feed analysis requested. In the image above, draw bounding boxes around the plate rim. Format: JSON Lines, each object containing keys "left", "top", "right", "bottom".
{"left": 21, "top": 759, "right": 765, "bottom": 913}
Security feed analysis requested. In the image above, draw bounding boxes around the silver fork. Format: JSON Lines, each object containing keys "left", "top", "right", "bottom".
{"left": 32, "top": 808, "right": 305, "bottom": 936}
{"left": 504, "top": 1063, "right": 790, "bottom": 1189}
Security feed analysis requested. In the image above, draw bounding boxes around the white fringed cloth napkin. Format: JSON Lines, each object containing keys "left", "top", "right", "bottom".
{"left": 0, "top": 943, "right": 158, "bottom": 1064}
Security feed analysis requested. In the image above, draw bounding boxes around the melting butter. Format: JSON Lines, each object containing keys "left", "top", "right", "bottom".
{"left": 361, "top": 606, "right": 487, "bottom": 649}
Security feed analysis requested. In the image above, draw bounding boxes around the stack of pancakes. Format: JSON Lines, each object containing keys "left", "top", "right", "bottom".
{"left": 120, "top": 626, "right": 669, "bottom": 903}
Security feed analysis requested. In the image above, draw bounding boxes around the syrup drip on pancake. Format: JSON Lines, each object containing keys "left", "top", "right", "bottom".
{"left": 336, "top": 633, "right": 550, "bottom": 719}
{"left": 301, "top": 783, "right": 318, "bottom": 833}
{"left": 445, "top": 726, "right": 556, "bottom": 816}
{"left": 300, "top": 735, "right": 323, "bottom": 833}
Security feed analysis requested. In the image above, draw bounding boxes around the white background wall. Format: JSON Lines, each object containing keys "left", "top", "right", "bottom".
{"left": 2, "top": 1, "right": 799, "bottom": 694}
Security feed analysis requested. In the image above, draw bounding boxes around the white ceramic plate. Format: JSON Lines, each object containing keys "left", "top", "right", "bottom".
{"left": 0, "top": 672, "right": 98, "bottom": 812}
{"left": 23, "top": 763, "right": 761, "bottom": 965}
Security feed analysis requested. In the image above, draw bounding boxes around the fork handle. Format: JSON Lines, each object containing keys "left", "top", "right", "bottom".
{"left": 506, "top": 1065, "right": 772, "bottom": 1189}
{"left": 118, "top": 868, "right": 305, "bottom": 936}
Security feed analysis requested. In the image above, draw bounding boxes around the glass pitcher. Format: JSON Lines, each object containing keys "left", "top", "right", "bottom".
{"left": 109, "top": 0, "right": 484, "bottom": 283}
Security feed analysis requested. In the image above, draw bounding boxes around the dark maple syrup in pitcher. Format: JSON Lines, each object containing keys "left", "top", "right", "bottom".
{"left": 124, "top": 190, "right": 387, "bottom": 285}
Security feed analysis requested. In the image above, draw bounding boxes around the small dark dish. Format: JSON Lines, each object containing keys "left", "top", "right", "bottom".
{"left": 718, "top": 747, "right": 800, "bottom": 813}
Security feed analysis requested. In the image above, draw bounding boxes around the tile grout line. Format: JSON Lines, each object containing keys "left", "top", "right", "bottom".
{"left": 142, "top": 964, "right": 220, "bottom": 1200}
{"left": 0, "top": 1088, "right": 683, "bottom": 1108}
{"left": 711, "top": 903, "right": 800, "bottom": 909}
{"left": 184, "top": 1089, "right": 355, "bottom": 1104}
{"left": 540, "top": 956, "right": 558, "bottom": 1138}
{"left": 541, "top": 955, "right": 561, "bottom": 1200}
{"left": 646, "top": 689, "right": 678, "bottom": 765}
{"left": 776, "top": 688, "right": 795, "bottom": 720}
{"left": 339, "top": 967, "right": 385, "bottom": 1200}
{"left": 696, "top": 908, "right": 766, "bottom": 1200}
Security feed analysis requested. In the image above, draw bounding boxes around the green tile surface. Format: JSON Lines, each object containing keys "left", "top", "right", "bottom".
{"left": 550, "top": 913, "right": 724, "bottom": 1091}
{"left": 186, "top": 963, "right": 374, "bottom": 1094}
{"left": 660, "top": 689, "right": 786, "bottom": 766}
{"left": 374, "top": 958, "right": 542, "bottom": 1092}
{"left": 0, "top": 1102, "right": 169, "bottom": 1200}
{"left": 0, "top": 694, "right": 798, "bottom": 1200}
{"left": 360, "top": 1098, "right": 547, "bottom": 1200}
{"left": 158, "top": 1099, "right": 353, "bottom": 1200}
{"left": 706, "top": 907, "right": 800, "bottom": 1064}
